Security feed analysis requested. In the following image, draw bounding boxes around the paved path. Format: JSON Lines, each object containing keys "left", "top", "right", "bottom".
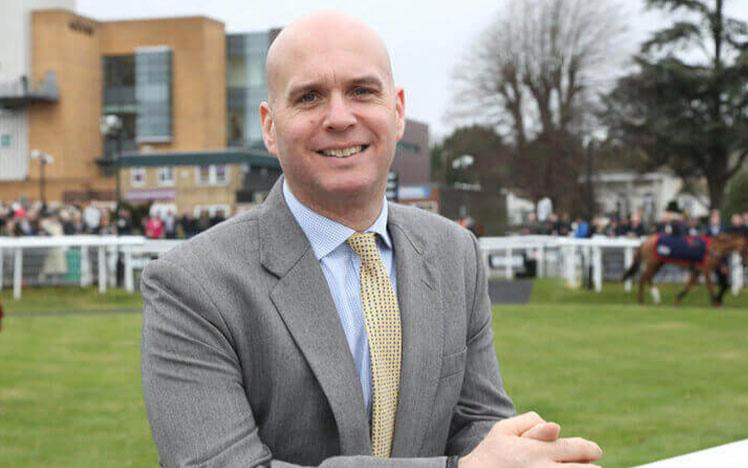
{"left": 488, "top": 279, "right": 533, "bottom": 304}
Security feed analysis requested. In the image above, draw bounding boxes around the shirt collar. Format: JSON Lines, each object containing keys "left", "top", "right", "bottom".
{"left": 283, "top": 180, "right": 392, "bottom": 260}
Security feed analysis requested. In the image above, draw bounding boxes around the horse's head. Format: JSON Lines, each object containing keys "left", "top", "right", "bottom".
{"left": 711, "top": 231, "right": 747, "bottom": 260}
{"left": 723, "top": 229, "right": 748, "bottom": 265}
{"left": 739, "top": 233, "right": 748, "bottom": 266}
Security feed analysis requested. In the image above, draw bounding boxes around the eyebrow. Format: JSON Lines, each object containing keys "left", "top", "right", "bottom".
{"left": 286, "top": 75, "right": 386, "bottom": 101}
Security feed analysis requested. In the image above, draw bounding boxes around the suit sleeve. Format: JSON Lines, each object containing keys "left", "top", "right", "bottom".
{"left": 445, "top": 233, "right": 516, "bottom": 455}
{"left": 141, "top": 257, "right": 449, "bottom": 468}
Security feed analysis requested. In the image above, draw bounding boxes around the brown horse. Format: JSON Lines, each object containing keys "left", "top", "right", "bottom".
{"left": 622, "top": 232, "right": 748, "bottom": 306}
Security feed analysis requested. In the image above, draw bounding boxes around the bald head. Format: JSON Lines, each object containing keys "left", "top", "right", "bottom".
{"left": 265, "top": 11, "right": 394, "bottom": 106}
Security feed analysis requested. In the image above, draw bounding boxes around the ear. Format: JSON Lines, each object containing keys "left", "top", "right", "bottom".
{"left": 394, "top": 87, "right": 405, "bottom": 140}
{"left": 259, "top": 101, "right": 278, "bottom": 155}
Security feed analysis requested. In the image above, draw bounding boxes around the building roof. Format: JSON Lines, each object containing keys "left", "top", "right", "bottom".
{"left": 99, "top": 148, "right": 280, "bottom": 169}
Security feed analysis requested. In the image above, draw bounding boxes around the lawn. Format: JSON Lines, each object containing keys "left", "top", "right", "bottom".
{"left": 1, "top": 281, "right": 746, "bottom": 467}
{"left": 496, "top": 279, "right": 748, "bottom": 467}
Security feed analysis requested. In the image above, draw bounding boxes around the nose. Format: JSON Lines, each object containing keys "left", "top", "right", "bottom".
{"left": 323, "top": 92, "right": 356, "bottom": 131}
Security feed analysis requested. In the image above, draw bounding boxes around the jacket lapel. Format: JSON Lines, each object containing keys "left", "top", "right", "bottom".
{"left": 388, "top": 205, "right": 444, "bottom": 456}
{"left": 259, "top": 181, "right": 371, "bottom": 454}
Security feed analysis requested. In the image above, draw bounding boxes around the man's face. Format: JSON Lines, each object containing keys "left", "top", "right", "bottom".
{"left": 260, "top": 29, "right": 405, "bottom": 208}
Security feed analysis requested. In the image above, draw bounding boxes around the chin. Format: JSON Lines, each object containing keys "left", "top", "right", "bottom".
{"left": 319, "top": 176, "right": 381, "bottom": 199}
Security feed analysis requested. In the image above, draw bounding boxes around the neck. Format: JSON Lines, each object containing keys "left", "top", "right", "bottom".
{"left": 289, "top": 185, "right": 385, "bottom": 232}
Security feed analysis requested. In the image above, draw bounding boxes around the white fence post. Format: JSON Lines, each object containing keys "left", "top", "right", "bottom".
{"left": 537, "top": 246, "right": 545, "bottom": 278}
{"left": 624, "top": 247, "right": 634, "bottom": 292}
{"left": 593, "top": 246, "right": 603, "bottom": 292}
{"left": 13, "top": 248, "right": 22, "bottom": 300}
{"left": 505, "top": 248, "right": 514, "bottom": 279}
{"left": 731, "top": 252, "right": 742, "bottom": 297}
{"left": 124, "top": 249, "right": 134, "bottom": 293}
{"left": 563, "top": 245, "right": 576, "bottom": 288}
{"left": 80, "top": 247, "right": 91, "bottom": 287}
{"left": 98, "top": 245, "right": 107, "bottom": 294}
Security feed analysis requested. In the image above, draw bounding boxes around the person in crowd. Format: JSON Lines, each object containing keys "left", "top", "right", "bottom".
{"left": 144, "top": 212, "right": 164, "bottom": 239}
{"left": 98, "top": 208, "right": 117, "bottom": 235}
{"left": 177, "top": 211, "right": 197, "bottom": 238}
{"left": 115, "top": 208, "right": 133, "bottom": 236}
{"left": 163, "top": 209, "right": 177, "bottom": 239}
{"left": 625, "top": 211, "right": 646, "bottom": 237}
{"left": 705, "top": 209, "right": 722, "bottom": 237}
{"left": 82, "top": 202, "right": 102, "bottom": 234}
{"left": 196, "top": 209, "right": 211, "bottom": 232}
{"left": 555, "top": 212, "right": 572, "bottom": 236}
{"left": 574, "top": 216, "right": 591, "bottom": 238}
{"left": 686, "top": 215, "right": 701, "bottom": 237}
{"left": 140, "top": 11, "right": 602, "bottom": 467}
{"left": 729, "top": 213, "right": 743, "bottom": 229}
{"left": 209, "top": 208, "right": 226, "bottom": 228}
{"left": 39, "top": 212, "right": 68, "bottom": 282}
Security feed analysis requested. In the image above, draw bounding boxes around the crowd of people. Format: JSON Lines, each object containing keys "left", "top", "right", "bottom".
{"left": 518, "top": 208, "right": 748, "bottom": 239}
{"left": 4, "top": 199, "right": 748, "bottom": 241}
{"left": 0, "top": 201, "right": 228, "bottom": 239}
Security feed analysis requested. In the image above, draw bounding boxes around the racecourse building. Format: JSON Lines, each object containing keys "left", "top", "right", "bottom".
{"left": 0, "top": 2, "right": 431, "bottom": 216}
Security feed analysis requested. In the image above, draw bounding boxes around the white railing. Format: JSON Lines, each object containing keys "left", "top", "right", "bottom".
{"left": 0, "top": 235, "right": 744, "bottom": 299}
{"left": 479, "top": 235, "right": 744, "bottom": 295}
{"left": 0, "top": 236, "right": 145, "bottom": 299}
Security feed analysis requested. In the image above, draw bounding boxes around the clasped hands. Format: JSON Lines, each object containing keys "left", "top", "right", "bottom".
{"left": 459, "top": 412, "right": 603, "bottom": 468}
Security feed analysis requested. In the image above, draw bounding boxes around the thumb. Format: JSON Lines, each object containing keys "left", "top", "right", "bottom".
{"left": 521, "top": 422, "right": 561, "bottom": 441}
{"left": 492, "top": 411, "right": 546, "bottom": 436}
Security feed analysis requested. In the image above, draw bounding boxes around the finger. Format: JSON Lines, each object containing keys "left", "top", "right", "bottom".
{"left": 492, "top": 411, "right": 546, "bottom": 436}
{"left": 551, "top": 437, "right": 603, "bottom": 462}
{"left": 521, "top": 421, "right": 561, "bottom": 441}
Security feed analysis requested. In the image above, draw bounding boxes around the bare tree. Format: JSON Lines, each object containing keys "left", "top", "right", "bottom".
{"left": 452, "top": 0, "right": 627, "bottom": 146}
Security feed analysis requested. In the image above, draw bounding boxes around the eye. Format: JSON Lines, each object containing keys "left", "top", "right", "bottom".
{"left": 298, "top": 92, "right": 319, "bottom": 104}
{"left": 352, "top": 86, "right": 374, "bottom": 97}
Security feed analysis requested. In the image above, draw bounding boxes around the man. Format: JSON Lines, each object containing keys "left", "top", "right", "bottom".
{"left": 141, "top": 11, "right": 602, "bottom": 467}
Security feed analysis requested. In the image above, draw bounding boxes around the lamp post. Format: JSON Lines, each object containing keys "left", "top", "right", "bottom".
{"left": 452, "top": 154, "right": 475, "bottom": 218}
{"left": 30, "top": 149, "right": 54, "bottom": 207}
{"left": 100, "top": 114, "right": 123, "bottom": 208}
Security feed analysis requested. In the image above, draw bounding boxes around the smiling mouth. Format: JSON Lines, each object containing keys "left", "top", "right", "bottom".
{"left": 317, "top": 145, "right": 368, "bottom": 158}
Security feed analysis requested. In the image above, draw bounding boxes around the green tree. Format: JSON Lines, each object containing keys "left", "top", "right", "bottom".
{"left": 604, "top": 0, "right": 748, "bottom": 209}
{"left": 724, "top": 168, "right": 748, "bottom": 218}
{"left": 433, "top": 125, "right": 508, "bottom": 188}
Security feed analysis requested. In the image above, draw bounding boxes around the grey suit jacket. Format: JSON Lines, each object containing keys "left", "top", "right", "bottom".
{"left": 141, "top": 180, "right": 515, "bottom": 467}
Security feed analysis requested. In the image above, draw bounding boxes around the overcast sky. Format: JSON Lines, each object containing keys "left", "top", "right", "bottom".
{"left": 76, "top": 0, "right": 748, "bottom": 140}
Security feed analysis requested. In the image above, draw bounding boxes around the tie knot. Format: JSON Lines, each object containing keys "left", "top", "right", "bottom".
{"left": 347, "top": 232, "right": 379, "bottom": 260}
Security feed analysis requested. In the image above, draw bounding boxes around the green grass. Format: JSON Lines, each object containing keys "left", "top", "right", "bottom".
{"left": 493, "top": 278, "right": 748, "bottom": 467}
{"left": 1, "top": 286, "right": 143, "bottom": 314}
{"left": 1, "top": 281, "right": 747, "bottom": 466}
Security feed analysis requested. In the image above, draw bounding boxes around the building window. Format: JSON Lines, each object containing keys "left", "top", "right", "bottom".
{"left": 158, "top": 167, "right": 175, "bottom": 187}
{"left": 194, "top": 204, "right": 231, "bottom": 218}
{"left": 136, "top": 46, "right": 173, "bottom": 143}
{"left": 215, "top": 165, "right": 228, "bottom": 184}
{"left": 197, "top": 166, "right": 211, "bottom": 185}
{"left": 226, "top": 32, "right": 270, "bottom": 146}
{"left": 131, "top": 167, "right": 146, "bottom": 187}
{"left": 196, "top": 165, "right": 230, "bottom": 186}
{"left": 0, "top": 134, "right": 11, "bottom": 148}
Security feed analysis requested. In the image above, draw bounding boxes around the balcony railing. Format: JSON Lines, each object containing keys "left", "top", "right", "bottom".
{"left": 0, "top": 72, "right": 59, "bottom": 109}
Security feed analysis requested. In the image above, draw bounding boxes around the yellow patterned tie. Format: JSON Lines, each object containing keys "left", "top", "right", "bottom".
{"left": 347, "top": 232, "right": 401, "bottom": 457}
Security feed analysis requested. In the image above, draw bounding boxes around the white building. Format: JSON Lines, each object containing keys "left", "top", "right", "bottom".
{"left": 590, "top": 171, "right": 709, "bottom": 221}
{"left": 0, "top": 0, "right": 75, "bottom": 181}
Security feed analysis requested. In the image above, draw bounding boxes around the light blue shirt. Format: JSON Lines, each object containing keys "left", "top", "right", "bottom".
{"left": 283, "top": 181, "right": 396, "bottom": 419}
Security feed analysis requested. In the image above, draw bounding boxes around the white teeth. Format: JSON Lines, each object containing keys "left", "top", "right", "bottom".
{"left": 320, "top": 145, "right": 364, "bottom": 158}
